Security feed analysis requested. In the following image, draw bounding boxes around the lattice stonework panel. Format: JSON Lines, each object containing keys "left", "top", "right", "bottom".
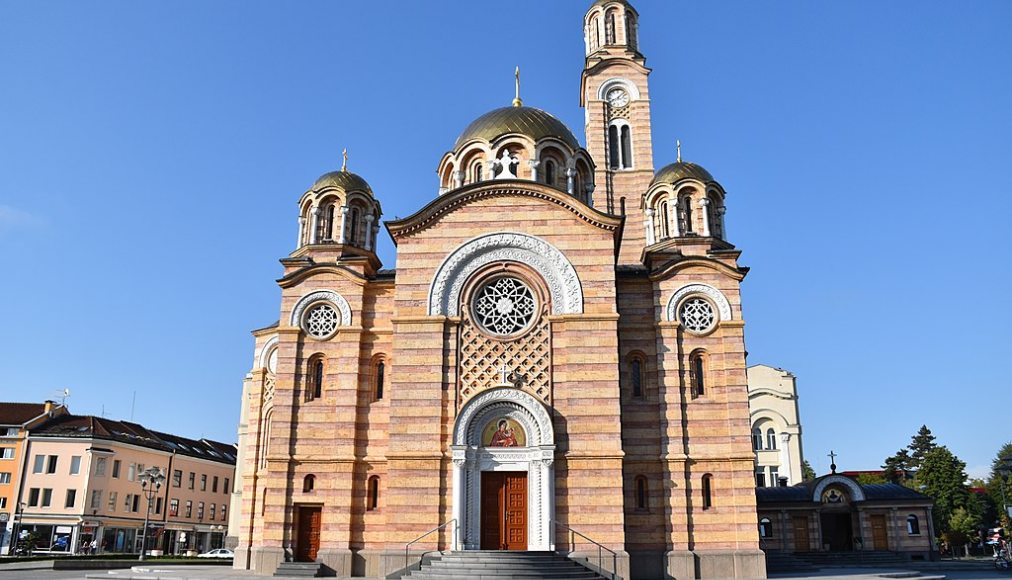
{"left": 458, "top": 306, "right": 551, "bottom": 405}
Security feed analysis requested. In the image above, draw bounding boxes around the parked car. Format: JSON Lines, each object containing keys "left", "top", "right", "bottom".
{"left": 197, "top": 548, "right": 234, "bottom": 559}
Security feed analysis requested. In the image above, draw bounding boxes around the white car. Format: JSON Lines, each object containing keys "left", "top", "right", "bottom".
{"left": 197, "top": 548, "right": 234, "bottom": 559}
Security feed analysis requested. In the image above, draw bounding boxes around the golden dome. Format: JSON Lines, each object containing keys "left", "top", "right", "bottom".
{"left": 454, "top": 106, "right": 580, "bottom": 150}
{"left": 311, "top": 169, "right": 373, "bottom": 196}
{"left": 651, "top": 161, "right": 715, "bottom": 187}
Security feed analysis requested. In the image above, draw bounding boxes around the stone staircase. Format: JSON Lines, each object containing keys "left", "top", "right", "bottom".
{"left": 764, "top": 550, "right": 818, "bottom": 573}
{"left": 274, "top": 561, "right": 325, "bottom": 577}
{"left": 793, "top": 550, "right": 910, "bottom": 568}
{"left": 402, "top": 550, "right": 610, "bottom": 579}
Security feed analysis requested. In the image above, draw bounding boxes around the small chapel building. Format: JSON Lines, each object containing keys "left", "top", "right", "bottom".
{"left": 231, "top": 1, "right": 766, "bottom": 578}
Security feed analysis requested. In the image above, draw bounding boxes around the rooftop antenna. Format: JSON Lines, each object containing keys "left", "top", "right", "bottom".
{"left": 341, "top": 148, "right": 348, "bottom": 172}
{"left": 50, "top": 388, "right": 71, "bottom": 407}
{"left": 512, "top": 66, "right": 523, "bottom": 108}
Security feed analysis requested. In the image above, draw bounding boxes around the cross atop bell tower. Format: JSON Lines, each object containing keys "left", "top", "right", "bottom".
{"left": 581, "top": 0, "right": 656, "bottom": 265}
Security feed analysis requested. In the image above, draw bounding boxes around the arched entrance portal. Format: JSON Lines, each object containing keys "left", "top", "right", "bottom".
{"left": 813, "top": 476, "right": 866, "bottom": 552}
{"left": 451, "top": 388, "right": 555, "bottom": 551}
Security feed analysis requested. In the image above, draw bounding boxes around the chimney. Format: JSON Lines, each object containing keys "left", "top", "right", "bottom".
{"left": 44, "top": 400, "right": 54, "bottom": 415}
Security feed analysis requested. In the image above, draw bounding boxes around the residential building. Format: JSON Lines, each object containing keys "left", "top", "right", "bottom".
{"left": 748, "top": 364, "right": 805, "bottom": 487}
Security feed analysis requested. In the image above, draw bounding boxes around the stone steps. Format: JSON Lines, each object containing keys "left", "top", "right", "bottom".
{"left": 403, "top": 550, "right": 608, "bottom": 579}
{"left": 274, "top": 561, "right": 324, "bottom": 577}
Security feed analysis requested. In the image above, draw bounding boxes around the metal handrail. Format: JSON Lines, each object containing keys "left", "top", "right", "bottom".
{"left": 404, "top": 518, "right": 458, "bottom": 573}
{"left": 552, "top": 520, "right": 618, "bottom": 580}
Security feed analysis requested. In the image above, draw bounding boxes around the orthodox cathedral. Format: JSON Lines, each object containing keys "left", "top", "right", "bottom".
{"left": 232, "top": 1, "right": 766, "bottom": 578}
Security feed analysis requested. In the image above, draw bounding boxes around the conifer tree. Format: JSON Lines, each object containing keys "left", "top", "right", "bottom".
{"left": 909, "top": 425, "right": 938, "bottom": 469}
{"left": 883, "top": 448, "right": 913, "bottom": 484}
{"left": 917, "top": 445, "right": 970, "bottom": 534}
{"left": 801, "top": 459, "right": 816, "bottom": 481}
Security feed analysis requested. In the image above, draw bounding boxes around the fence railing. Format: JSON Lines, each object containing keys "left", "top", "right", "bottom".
{"left": 403, "top": 518, "right": 458, "bottom": 574}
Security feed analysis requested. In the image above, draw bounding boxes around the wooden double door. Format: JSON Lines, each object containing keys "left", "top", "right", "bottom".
{"left": 481, "top": 471, "right": 528, "bottom": 550}
{"left": 296, "top": 506, "right": 322, "bottom": 562}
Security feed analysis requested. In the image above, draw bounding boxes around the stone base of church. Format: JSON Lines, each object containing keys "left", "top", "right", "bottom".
{"left": 695, "top": 549, "right": 767, "bottom": 579}
{"left": 318, "top": 547, "right": 353, "bottom": 577}
{"left": 628, "top": 549, "right": 665, "bottom": 579}
{"left": 569, "top": 548, "right": 630, "bottom": 580}
{"left": 247, "top": 545, "right": 284, "bottom": 575}
{"left": 665, "top": 550, "right": 697, "bottom": 579}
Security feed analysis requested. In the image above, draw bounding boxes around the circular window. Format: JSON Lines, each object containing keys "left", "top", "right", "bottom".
{"left": 302, "top": 302, "right": 340, "bottom": 339}
{"left": 678, "top": 297, "right": 717, "bottom": 334}
{"left": 472, "top": 277, "right": 537, "bottom": 337}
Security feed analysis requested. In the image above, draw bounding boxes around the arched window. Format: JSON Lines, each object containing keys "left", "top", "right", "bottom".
{"left": 608, "top": 125, "right": 620, "bottom": 169}
{"left": 708, "top": 194, "right": 723, "bottom": 239}
{"left": 702, "top": 474, "right": 713, "bottom": 510}
{"left": 658, "top": 200, "right": 670, "bottom": 239}
{"left": 766, "top": 428, "right": 777, "bottom": 450}
{"left": 367, "top": 476, "right": 380, "bottom": 511}
{"left": 303, "top": 475, "right": 315, "bottom": 493}
{"left": 592, "top": 18, "right": 600, "bottom": 50}
{"left": 472, "top": 160, "right": 483, "bottom": 183}
{"left": 620, "top": 125, "right": 632, "bottom": 168}
{"left": 323, "top": 204, "right": 335, "bottom": 240}
{"left": 544, "top": 159, "right": 556, "bottom": 187}
{"left": 348, "top": 208, "right": 360, "bottom": 246}
{"left": 605, "top": 10, "right": 616, "bottom": 44}
{"left": 308, "top": 358, "right": 324, "bottom": 401}
{"left": 751, "top": 428, "right": 763, "bottom": 451}
{"left": 630, "top": 357, "right": 643, "bottom": 398}
{"left": 259, "top": 411, "right": 273, "bottom": 470}
{"left": 261, "top": 488, "right": 267, "bottom": 516}
{"left": 634, "top": 476, "right": 648, "bottom": 510}
{"left": 906, "top": 514, "right": 920, "bottom": 535}
{"left": 627, "top": 14, "right": 638, "bottom": 50}
{"left": 679, "top": 194, "right": 694, "bottom": 234}
{"left": 759, "top": 517, "right": 773, "bottom": 538}
{"left": 689, "top": 352, "right": 706, "bottom": 397}
{"left": 375, "top": 361, "right": 385, "bottom": 401}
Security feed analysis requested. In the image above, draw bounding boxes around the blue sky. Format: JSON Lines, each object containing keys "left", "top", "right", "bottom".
{"left": 1, "top": 1, "right": 1009, "bottom": 480}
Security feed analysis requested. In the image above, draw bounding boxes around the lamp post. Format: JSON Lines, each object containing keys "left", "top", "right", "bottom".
{"left": 138, "top": 466, "right": 165, "bottom": 561}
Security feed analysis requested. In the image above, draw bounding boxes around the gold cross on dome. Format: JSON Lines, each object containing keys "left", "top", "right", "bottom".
{"left": 341, "top": 148, "right": 348, "bottom": 172}
{"left": 676, "top": 139, "right": 682, "bottom": 163}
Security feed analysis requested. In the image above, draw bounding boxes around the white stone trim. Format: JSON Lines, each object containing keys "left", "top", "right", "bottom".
{"left": 290, "top": 289, "right": 352, "bottom": 328}
{"left": 812, "top": 475, "right": 866, "bottom": 503}
{"left": 429, "top": 232, "right": 583, "bottom": 316}
{"left": 257, "top": 335, "right": 279, "bottom": 370}
{"left": 665, "top": 283, "right": 733, "bottom": 323}
{"left": 451, "top": 388, "right": 556, "bottom": 551}
{"left": 596, "top": 77, "right": 641, "bottom": 101}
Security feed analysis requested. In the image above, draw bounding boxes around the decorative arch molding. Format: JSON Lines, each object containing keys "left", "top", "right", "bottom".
{"left": 665, "top": 283, "right": 733, "bottom": 323}
{"left": 429, "top": 232, "right": 584, "bottom": 317}
{"left": 453, "top": 387, "right": 554, "bottom": 447}
{"left": 258, "top": 335, "right": 279, "bottom": 370}
{"left": 596, "top": 77, "right": 641, "bottom": 101}
{"left": 812, "top": 475, "right": 866, "bottom": 503}
{"left": 290, "top": 289, "right": 352, "bottom": 327}
{"left": 749, "top": 409, "right": 790, "bottom": 430}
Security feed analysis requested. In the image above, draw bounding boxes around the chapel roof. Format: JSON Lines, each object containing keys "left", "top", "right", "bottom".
{"left": 454, "top": 106, "right": 581, "bottom": 150}
{"left": 651, "top": 161, "right": 715, "bottom": 187}
{"left": 311, "top": 169, "right": 373, "bottom": 196}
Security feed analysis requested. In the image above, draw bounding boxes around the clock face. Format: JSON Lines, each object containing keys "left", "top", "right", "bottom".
{"left": 607, "top": 88, "right": 630, "bottom": 107}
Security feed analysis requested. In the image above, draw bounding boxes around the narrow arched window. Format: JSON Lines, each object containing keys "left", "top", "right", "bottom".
{"left": 608, "top": 126, "right": 620, "bottom": 169}
{"left": 627, "top": 14, "right": 638, "bottom": 50}
{"left": 635, "top": 476, "right": 648, "bottom": 510}
{"left": 630, "top": 358, "right": 643, "bottom": 398}
{"left": 259, "top": 411, "right": 273, "bottom": 470}
{"left": 348, "top": 208, "right": 360, "bottom": 246}
{"left": 766, "top": 428, "right": 777, "bottom": 450}
{"left": 367, "top": 476, "right": 380, "bottom": 511}
{"left": 906, "top": 514, "right": 920, "bottom": 535}
{"left": 544, "top": 159, "right": 556, "bottom": 186}
{"left": 759, "top": 517, "right": 773, "bottom": 538}
{"left": 752, "top": 428, "right": 762, "bottom": 451}
{"left": 679, "top": 195, "right": 693, "bottom": 233}
{"left": 472, "top": 161, "right": 483, "bottom": 183}
{"left": 375, "top": 361, "right": 385, "bottom": 401}
{"left": 620, "top": 125, "right": 632, "bottom": 168}
{"left": 592, "top": 18, "right": 600, "bottom": 50}
{"left": 702, "top": 474, "right": 713, "bottom": 510}
{"left": 310, "top": 359, "right": 324, "bottom": 400}
{"left": 690, "top": 353, "right": 706, "bottom": 397}
{"left": 658, "top": 200, "right": 670, "bottom": 239}
{"left": 606, "top": 10, "right": 616, "bottom": 44}
{"left": 324, "top": 205, "right": 335, "bottom": 240}
{"left": 708, "top": 194, "right": 723, "bottom": 239}
{"left": 303, "top": 475, "right": 315, "bottom": 493}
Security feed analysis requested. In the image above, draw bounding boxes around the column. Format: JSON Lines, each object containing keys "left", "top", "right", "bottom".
{"left": 297, "top": 216, "right": 307, "bottom": 249}
{"left": 669, "top": 200, "right": 680, "bottom": 237}
{"left": 450, "top": 450, "right": 466, "bottom": 551}
{"left": 528, "top": 160, "right": 540, "bottom": 182}
{"left": 541, "top": 457, "right": 555, "bottom": 551}
{"left": 717, "top": 206, "right": 727, "bottom": 239}
{"left": 338, "top": 206, "right": 349, "bottom": 244}
{"left": 645, "top": 208, "right": 656, "bottom": 245}
{"left": 309, "top": 206, "right": 320, "bottom": 244}
{"left": 779, "top": 433, "right": 793, "bottom": 485}
{"left": 453, "top": 170, "right": 464, "bottom": 189}
{"left": 585, "top": 184, "right": 595, "bottom": 206}
{"left": 889, "top": 507, "right": 899, "bottom": 551}
{"left": 363, "top": 214, "right": 375, "bottom": 251}
{"left": 371, "top": 224, "right": 380, "bottom": 252}
{"left": 699, "top": 197, "right": 711, "bottom": 237}
{"left": 566, "top": 167, "right": 577, "bottom": 195}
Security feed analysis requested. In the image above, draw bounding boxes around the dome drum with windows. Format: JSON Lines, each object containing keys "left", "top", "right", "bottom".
{"left": 643, "top": 156, "right": 729, "bottom": 245}
{"left": 296, "top": 152, "right": 383, "bottom": 253}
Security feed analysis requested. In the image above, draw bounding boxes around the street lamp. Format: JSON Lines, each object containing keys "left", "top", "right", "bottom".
{"left": 138, "top": 467, "right": 166, "bottom": 561}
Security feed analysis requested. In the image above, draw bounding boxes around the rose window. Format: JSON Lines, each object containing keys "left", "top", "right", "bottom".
{"left": 473, "top": 277, "right": 537, "bottom": 336}
{"left": 302, "top": 303, "right": 340, "bottom": 339}
{"left": 679, "top": 297, "right": 716, "bottom": 334}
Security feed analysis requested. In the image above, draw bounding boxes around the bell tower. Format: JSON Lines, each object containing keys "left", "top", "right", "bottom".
{"left": 581, "top": 0, "right": 655, "bottom": 265}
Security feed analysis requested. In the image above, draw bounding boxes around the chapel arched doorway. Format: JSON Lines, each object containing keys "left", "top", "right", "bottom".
{"left": 813, "top": 476, "right": 865, "bottom": 552}
{"left": 450, "top": 388, "right": 556, "bottom": 551}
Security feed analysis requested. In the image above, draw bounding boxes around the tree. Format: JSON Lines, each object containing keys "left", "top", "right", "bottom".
{"left": 985, "top": 442, "right": 1012, "bottom": 530}
{"left": 917, "top": 445, "right": 970, "bottom": 535}
{"left": 855, "top": 473, "right": 887, "bottom": 485}
{"left": 883, "top": 448, "right": 913, "bottom": 484}
{"left": 945, "top": 506, "right": 980, "bottom": 557}
{"left": 909, "top": 425, "right": 938, "bottom": 469}
{"left": 801, "top": 459, "right": 816, "bottom": 481}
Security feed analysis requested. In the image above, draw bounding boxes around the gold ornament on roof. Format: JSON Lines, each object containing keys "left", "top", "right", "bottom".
{"left": 512, "top": 66, "right": 523, "bottom": 108}
{"left": 341, "top": 148, "right": 348, "bottom": 172}
{"left": 676, "top": 139, "right": 682, "bottom": 162}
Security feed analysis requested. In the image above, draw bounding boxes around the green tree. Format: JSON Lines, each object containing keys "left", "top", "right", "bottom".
{"left": 986, "top": 442, "right": 1012, "bottom": 530}
{"left": 917, "top": 446, "right": 970, "bottom": 535}
{"left": 855, "top": 473, "right": 887, "bottom": 485}
{"left": 945, "top": 506, "right": 980, "bottom": 557}
{"left": 883, "top": 448, "right": 913, "bottom": 484}
{"left": 802, "top": 459, "right": 816, "bottom": 481}
{"left": 909, "top": 425, "right": 938, "bottom": 469}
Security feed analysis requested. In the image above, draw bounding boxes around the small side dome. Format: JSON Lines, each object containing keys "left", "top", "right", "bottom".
{"left": 312, "top": 169, "right": 373, "bottom": 196}
{"left": 454, "top": 106, "right": 580, "bottom": 150}
{"left": 651, "top": 161, "right": 715, "bottom": 187}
